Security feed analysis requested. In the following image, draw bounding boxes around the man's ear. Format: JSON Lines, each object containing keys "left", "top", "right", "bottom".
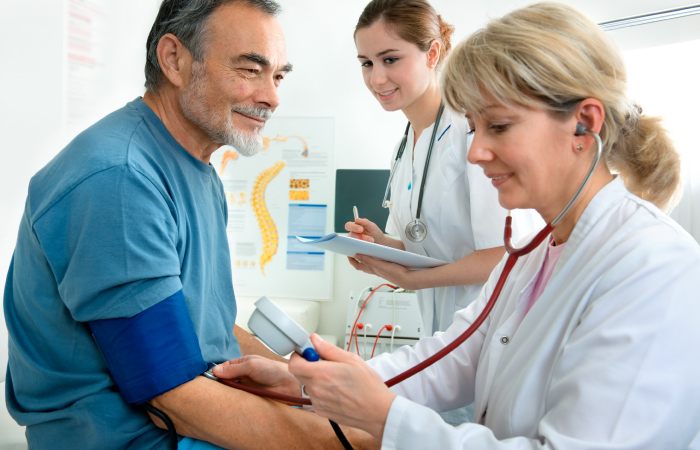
{"left": 156, "top": 33, "right": 193, "bottom": 88}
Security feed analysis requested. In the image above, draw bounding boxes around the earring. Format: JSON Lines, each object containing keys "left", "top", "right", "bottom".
{"left": 576, "top": 144, "right": 583, "bottom": 151}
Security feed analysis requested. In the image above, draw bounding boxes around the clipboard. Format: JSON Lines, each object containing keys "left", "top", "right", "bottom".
{"left": 296, "top": 234, "right": 447, "bottom": 270}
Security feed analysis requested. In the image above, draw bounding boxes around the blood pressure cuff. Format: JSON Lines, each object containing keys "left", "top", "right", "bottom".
{"left": 88, "top": 290, "right": 207, "bottom": 404}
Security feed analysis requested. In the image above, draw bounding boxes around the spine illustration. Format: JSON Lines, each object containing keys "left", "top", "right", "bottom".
{"left": 251, "top": 161, "right": 286, "bottom": 275}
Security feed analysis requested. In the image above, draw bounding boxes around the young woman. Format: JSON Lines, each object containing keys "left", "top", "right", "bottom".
{"left": 216, "top": 3, "right": 700, "bottom": 448}
{"left": 347, "top": 0, "right": 541, "bottom": 338}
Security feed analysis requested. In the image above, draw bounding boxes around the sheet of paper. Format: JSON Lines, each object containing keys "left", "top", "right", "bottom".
{"left": 296, "top": 234, "right": 447, "bottom": 270}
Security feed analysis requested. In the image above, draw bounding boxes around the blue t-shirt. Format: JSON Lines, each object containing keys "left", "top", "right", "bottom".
{"left": 4, "top": 98, "right": 241, "bottom": 449}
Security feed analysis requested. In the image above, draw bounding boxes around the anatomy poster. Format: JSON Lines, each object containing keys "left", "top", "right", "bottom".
{"left": 210, "top": 117, "right": 335, "bottom": 300}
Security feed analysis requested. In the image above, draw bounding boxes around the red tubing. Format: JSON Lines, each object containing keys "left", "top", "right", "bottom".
{"left": 348, "top": 284, "right": 397, "bottom": 353}
{"left": 385, "top": 253, "right": 518, "bottom": 387}
{"left": 505, "top": 216, "right": 554, "bottom": 257}
{"left": 224, "top": 219, "right": 554, "bottom": 404}
{"left": 219, "top": 378, "right": 312, "bottom": 406}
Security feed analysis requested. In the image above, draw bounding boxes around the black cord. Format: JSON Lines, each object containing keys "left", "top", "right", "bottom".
{"left": 329, "top": 419, "right": 355, "bottom": 450}
{"left": 142, "top": 403, "right": 179, "bottom": 450}
{"left": 415, "top": 103, "right": 445, "bottom": 220}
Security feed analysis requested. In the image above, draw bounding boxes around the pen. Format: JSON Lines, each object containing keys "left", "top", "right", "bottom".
{"left": 353, "top": 206, "right": 362, "bottom": 241}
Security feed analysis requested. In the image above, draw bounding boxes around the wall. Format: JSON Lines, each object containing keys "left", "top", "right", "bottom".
{"left": 1, "top": 0, "right": 698, "bottom": 376}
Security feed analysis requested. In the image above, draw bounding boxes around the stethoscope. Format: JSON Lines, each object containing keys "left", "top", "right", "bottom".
{"left": 222, "top": 123, "right": 603, "bottom": 403}
{"left": 382, "top": 103, "right": 446, "bottom": 243}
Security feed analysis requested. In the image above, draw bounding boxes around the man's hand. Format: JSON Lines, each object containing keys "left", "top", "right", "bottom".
{"left": 213, "top": 355, "right": 301, "bottom": 399}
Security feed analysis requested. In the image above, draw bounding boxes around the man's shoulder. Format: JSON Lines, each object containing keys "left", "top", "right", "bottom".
{"left": 28, "top": 99, "right": 166, "bottom": 221}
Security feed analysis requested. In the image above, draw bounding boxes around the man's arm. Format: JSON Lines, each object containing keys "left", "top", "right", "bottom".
{"left": 148, "top": 375, "right": 379, "bottom": 450}
{"left": 234, "top": 324, "right": 288, "bottom": 363}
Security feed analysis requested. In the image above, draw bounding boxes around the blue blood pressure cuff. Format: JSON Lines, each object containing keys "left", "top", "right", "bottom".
{"left": 89, "top": 290, "right": 207, "bottom": 404}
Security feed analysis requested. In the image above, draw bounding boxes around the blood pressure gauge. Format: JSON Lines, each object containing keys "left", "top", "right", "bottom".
{"left": 248, "top": 296, "right": 320, "bottom": 361}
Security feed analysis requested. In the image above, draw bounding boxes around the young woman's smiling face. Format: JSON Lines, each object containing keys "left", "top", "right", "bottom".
{"left": 466, "top": 102, "right": 586, "bottom": 222}
{"left": 355, "top": 21, "right": 434, "bottom": 112}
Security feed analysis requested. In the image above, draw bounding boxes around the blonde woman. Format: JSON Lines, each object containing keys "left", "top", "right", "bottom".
{"left": 217, "top": 3, "right": 700, "bottom": 448}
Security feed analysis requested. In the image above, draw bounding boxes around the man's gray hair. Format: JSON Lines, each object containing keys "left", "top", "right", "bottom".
{"left": 145, "top": 0, "right": 281, "bottom": 91}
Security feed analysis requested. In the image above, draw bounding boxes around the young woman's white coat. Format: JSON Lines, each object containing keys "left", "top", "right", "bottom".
{"left": 369, "top": 177, "right": 700, "bottom": 449}
{"left": 385, "top": 108, "right": 541, "bottom": 335}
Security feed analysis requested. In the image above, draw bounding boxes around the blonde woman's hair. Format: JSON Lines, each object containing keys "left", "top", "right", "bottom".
{"left": 442, "top": 2, "right": 681, "bottom": 212}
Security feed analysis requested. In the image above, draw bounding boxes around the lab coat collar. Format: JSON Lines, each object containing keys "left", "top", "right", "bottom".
{"left": 550, "top": 176, "right": 627, "bottom": 279}
{"left": 407, "top": 110, "right": 451, "bottom": 174}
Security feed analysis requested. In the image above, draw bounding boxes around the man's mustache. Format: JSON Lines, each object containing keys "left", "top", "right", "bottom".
{"left": 231, "top": 105, "right": 272, "bottom": 121}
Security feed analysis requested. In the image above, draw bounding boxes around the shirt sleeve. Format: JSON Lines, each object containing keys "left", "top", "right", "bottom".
{"left": 33, "top": 164, "right": 182, "bottom": 322}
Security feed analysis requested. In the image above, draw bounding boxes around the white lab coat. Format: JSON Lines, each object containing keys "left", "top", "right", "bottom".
{"left": 385, "top": 108, "right": 542, "bottom": 335}
{"left": 369, "top": 177, "right": 700, "bottom": 449}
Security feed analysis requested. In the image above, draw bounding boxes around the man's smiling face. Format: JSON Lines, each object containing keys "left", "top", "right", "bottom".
{"left": 179, "top": 2, "right": 291, "bottom": 156}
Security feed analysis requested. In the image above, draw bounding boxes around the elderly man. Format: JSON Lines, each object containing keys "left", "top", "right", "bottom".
{"left": 4, "top": 1, "right": 376, "bottom": 449}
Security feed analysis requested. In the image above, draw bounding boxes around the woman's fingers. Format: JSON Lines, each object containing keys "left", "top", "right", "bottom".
{"left": 346, "top": 218, "right": 382, "bottom": 240}
{"left": 289, "top": 335, "right": 361, "bottom": 379}
{"left": 348, "top": 231, "right": 374, "bottom": 243}
{"left": 354, "top": 255, "right": 414, "bottom": 289}
{"left": 311, "top": 333, "right": 358, "bottom": 364}
{"left": 355, "top": 254, "right": 399, "bottom": 272}
{"left": 287, "top": 334, "right": 396, "bottom": 441}
{"left": 347, "top": 255, "right": 376, "bottom": 274}
{"left": 345, "top": 221, "right": 364, "bottom": 234}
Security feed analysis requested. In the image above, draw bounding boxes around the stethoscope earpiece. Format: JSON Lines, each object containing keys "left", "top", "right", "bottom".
{"left": 575, "top": 122, "right": 587, "bottom": 136}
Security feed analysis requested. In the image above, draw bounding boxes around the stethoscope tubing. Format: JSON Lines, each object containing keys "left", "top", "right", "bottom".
{"left": 552, "top": 129, "right": 603, "bottom": 226}
{"left": 414, "top": 103, "right": 445, "bottom": 221}
{"left": 382, "top": 123, "right": 411, "bottom": 208}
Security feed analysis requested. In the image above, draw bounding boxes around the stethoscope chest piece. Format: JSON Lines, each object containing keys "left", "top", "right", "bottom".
{"left": 405, "top": 219, "right": 428, "bottom": 242}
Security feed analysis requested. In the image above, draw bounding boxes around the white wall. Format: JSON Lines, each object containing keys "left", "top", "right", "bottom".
{"left": 1, "top": 0, "right": 698, "bottom": 373}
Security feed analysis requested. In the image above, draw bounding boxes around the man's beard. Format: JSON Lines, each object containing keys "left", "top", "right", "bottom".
{"left": 180, "top": 62, "right": 271, "bottom": 157}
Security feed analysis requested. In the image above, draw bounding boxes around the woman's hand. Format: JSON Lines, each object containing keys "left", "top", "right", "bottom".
{"left": 345, "top": 218, "right": 381, "bottom": 244}
{"left": 348, "top": 254, "right": 422, "bottom": 290}
{"left": 213, "top": 355, "right": 301, "bottom": 398}
{"left": 288, "top": 334, "right": 397, "bottom": 441}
